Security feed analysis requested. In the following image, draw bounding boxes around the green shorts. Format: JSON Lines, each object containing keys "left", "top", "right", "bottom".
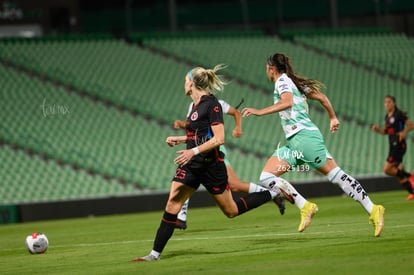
{"left": 220, "top": 145, "right": 231, "bottom": 166}
{"left": 272, "top": 130, "right": 331, "bottom": 169}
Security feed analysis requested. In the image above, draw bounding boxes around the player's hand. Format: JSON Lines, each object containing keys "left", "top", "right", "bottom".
{"left": 398, "top": 131, "right": 406, "bottom": 142}
{"left": 232, "top": 126, "right": 242, "bottom": 138}
{"left": 371, "top": 124, "right": 380, "bottom": 132}
{"left": 330, "top": 118, "right": 340, "bottom": 133}
{"left": 173, "top": 120, "right": 184, "bottom": 129}
{"left": 174, "top": 149, "right": 194, "bottom": 166}
{"left": 241, "top": 107, "right": 259, "bottom": 117}
{"left": 166, "top": 136, "right": 180, "bottom": 147}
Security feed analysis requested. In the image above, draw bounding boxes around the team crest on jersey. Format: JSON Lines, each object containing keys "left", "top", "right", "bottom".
{"left": 191, "top": 111, "right": 198, "bottom": 121}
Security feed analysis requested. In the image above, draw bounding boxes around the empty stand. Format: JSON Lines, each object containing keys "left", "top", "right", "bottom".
{"left": 0, "top": 33, "right": 412, "bottom": 205}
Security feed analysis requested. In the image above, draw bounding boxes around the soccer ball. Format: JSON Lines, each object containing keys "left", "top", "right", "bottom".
{"left": 25, "top": 232, "right": 49, "bottom": 254}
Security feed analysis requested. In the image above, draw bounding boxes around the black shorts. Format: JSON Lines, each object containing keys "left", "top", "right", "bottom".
{"left": 172, "top": 161, "right": 229, "bottom": 194}
{"left": 387, "top": 140, "right": 406, "bottom": 166}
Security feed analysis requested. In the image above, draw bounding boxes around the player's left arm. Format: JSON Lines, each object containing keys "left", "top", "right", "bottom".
{"left": 306, "top": 88, "right": 340, "bottom": 133}
{"left": 399, "top": 117, "right": 414, "bottom": 141}
{"left": 226, "top": 106, "right": 242, "bottom": 138}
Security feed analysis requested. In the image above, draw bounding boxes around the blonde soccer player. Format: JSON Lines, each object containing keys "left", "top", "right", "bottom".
{"left": 174, "top": 99, "right": 285, "bottom": 229}
{"left": 134, "top": 65, "right": 285, "bottom": 262}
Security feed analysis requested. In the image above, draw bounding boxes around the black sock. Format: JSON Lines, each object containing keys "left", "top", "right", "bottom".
{"left": 153, "top": 212, "right": 177, "bottom": 254}
{"left": 401, "top": 181, "right": 414, "bottom": 194}
{"left": 397, "top": 169, "right": 411, "bottom": 179}
{"left": 235, "top": 191, "right": 272, "bottom": 216}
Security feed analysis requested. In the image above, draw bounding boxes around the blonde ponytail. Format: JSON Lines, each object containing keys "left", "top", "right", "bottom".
{"left": 189, "top": 64, "right": 228, "bottom": 94}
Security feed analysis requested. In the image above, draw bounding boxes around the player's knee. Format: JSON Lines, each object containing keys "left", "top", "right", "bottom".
{"left": 221, "top": 208, "right": 238, "bottom": 218}
{"left": 383, "top": 166, "right": 393, "bottom": 175}
{"left": 229, "top": 185, "right": 243, "bottom": 193}
{"left": 225, "top": 212, "right": 238, "bottom": 218}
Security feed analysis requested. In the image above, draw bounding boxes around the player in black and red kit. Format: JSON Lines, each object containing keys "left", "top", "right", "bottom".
{"left": 133, "top": 65, "right": 282, "bottom": 262}
{"left": 174, "top": 99, "right": 286, "bottom": 230}
{"left": 372, "top": 95, "right": 414, "bottom": 200}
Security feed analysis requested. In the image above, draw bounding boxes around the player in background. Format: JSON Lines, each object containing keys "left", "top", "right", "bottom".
{"left": 242, "top": 53, "right": 385, "bottom": 237}
{"left": 173, "top": 99, "right": 285, "bottom": 229}
{"left": 371, "top": 95, "right": 414, "bottom": 200}
{"left": 133, "top": 64, "right": 286, "bottom": 262}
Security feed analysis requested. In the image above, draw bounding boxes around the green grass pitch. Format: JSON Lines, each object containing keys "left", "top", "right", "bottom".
{"left": 1, "top": 190, "right": 413, "bottom": 274}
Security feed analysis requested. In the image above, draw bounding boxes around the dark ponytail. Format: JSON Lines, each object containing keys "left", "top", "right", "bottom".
{"left": 267, "top": 53, "right": 325, "bottom": 93}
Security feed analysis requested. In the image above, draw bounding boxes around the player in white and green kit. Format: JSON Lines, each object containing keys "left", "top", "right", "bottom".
{"left": 271, "top": 74, "right": 327, "bottom": 170}
{"left": 242, "top": 52, "right": 385, "bottom": 237}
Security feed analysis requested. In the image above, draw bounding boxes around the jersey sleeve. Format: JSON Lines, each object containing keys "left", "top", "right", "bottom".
{"left": 209, "top": 101, "right": 224, "bottom": 125}
{"left": 276, "top": 76, "right": 292, "bottom": 95}
{"left": 218, "top": 100, "right": 230, "bottom": 114}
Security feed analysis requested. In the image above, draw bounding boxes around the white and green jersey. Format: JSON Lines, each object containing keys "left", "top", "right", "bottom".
{"left": 274, "top": 73, "right": 319, "bottom": 138}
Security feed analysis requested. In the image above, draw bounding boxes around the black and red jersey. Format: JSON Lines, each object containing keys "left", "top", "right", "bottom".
{"left": 185, "top": 94, "right": 224, "bottom": 167}
{"left": 384, "top": 109, "right": 408, "bottom": 144}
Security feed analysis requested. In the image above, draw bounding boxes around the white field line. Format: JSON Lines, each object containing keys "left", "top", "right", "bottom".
{"left": 2, "top": 223, "right": 414, "bottom": 253}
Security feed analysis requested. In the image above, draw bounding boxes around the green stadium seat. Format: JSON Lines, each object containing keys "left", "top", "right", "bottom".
{"left": 0, "top": 33, "right": 412, "bottom": 205}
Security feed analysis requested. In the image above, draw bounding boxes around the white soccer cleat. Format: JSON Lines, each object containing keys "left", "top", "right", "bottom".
{"left": 132, "top": 254, "right": 160, "bottom": 262}
{"left": 272, "top": 179, "right": 295, "bottom": 204}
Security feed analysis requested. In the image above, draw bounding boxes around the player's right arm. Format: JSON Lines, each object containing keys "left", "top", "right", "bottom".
{"left": 242, "top": 92, "right": 293, "bottom": 117}
{"left": 166, "top": 135, "right": 187, "bottom": 147}
{"left": 371, "top": 124, "right": 386, "bottom": 135}
{"left": 173, "top": 120, "right": 186, "bottom": 129}
{"left": 173, "top": 102, "right": 193, "bottom": 129}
